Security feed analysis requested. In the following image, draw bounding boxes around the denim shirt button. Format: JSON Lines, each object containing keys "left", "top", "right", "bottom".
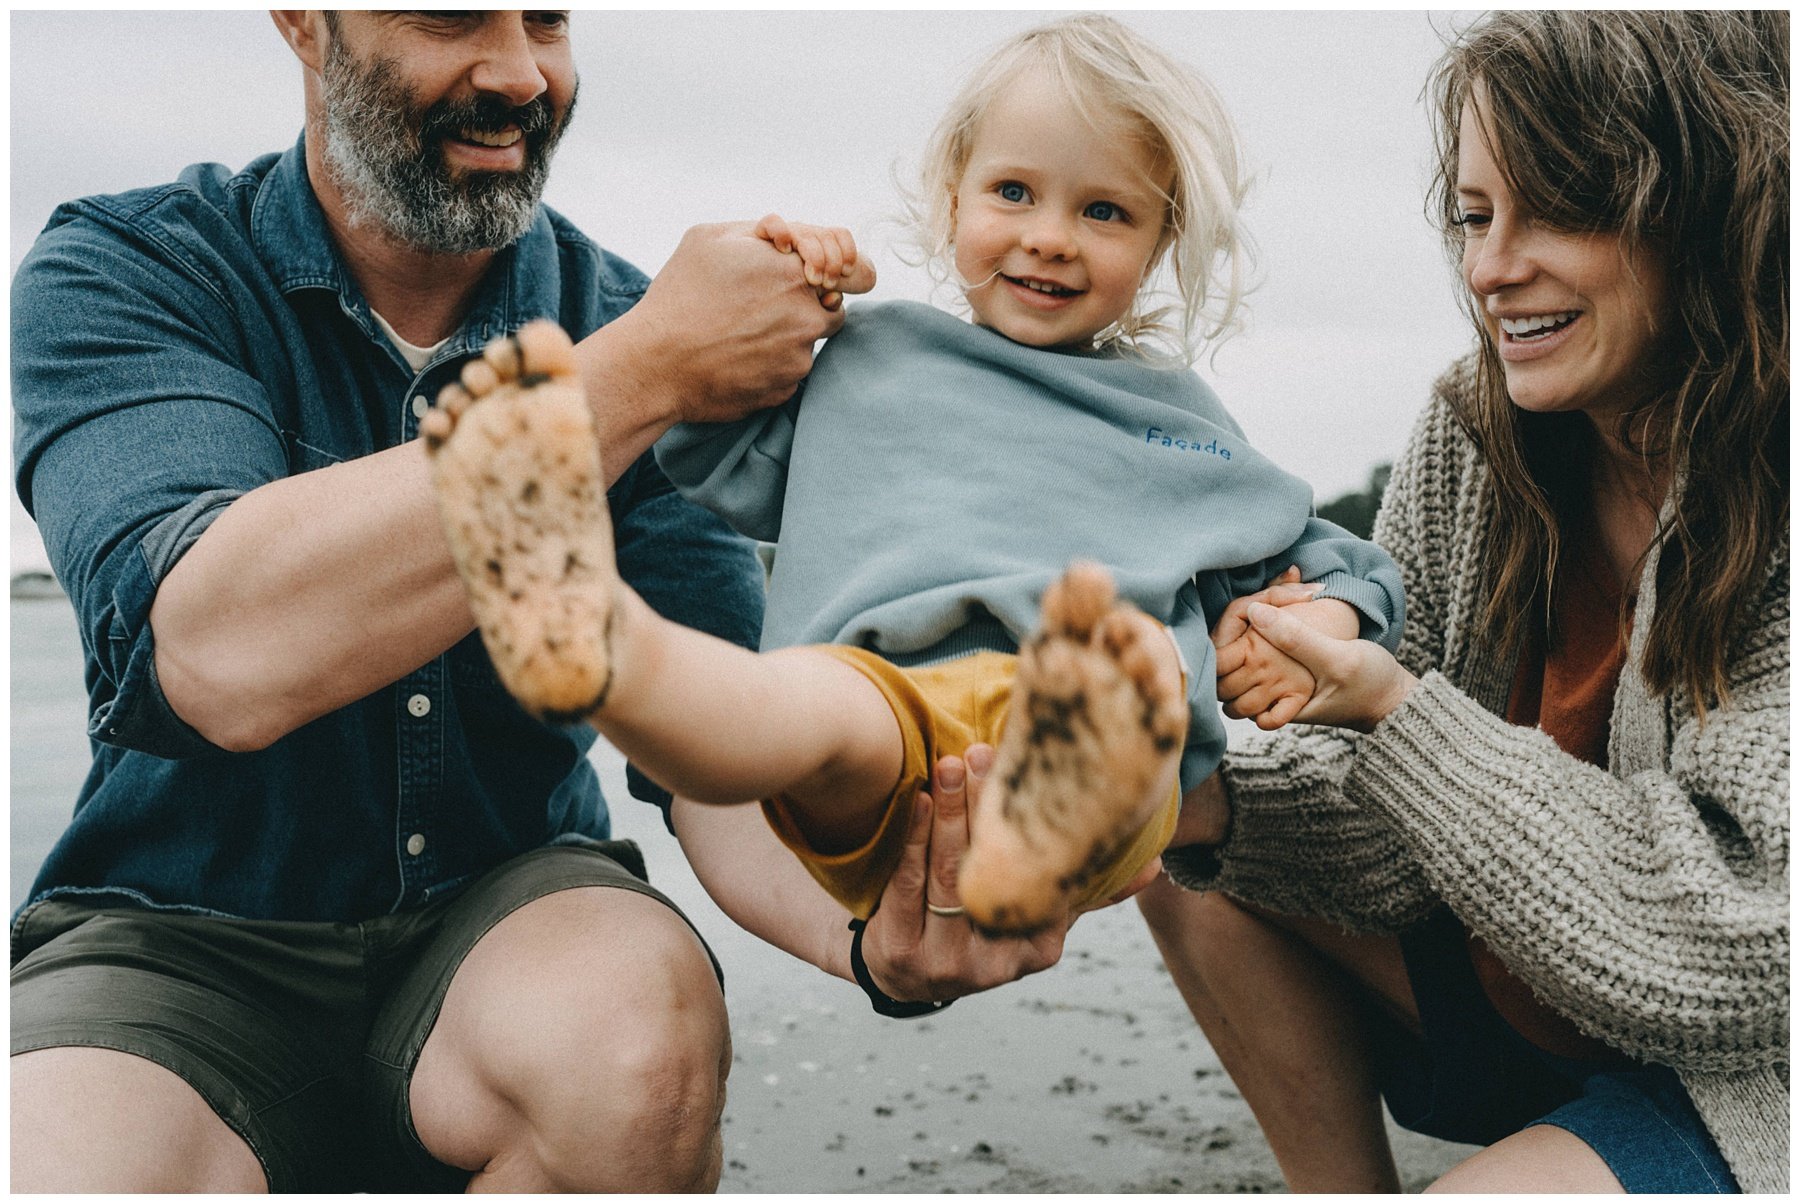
{"left": 406, "top": 833, "right": 426, "bottom": 857}
{"left": 406, "top": 693, "right": 432, "bottom": 718}
{"left": 410, "top": 395, "right": 430, "bottom": 419}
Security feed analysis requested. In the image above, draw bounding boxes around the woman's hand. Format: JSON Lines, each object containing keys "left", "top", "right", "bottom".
{"left": 1210, "top": 566, "right": 1321, "bottom": 650}
{"left": 859, "top": 745, "right": 1077, "bottom": 1002}
{"left": 1214, "top": 566, "right": 1333, "bottom": 729}
{"left": 1236, "top": 601, "right": 1418, "bottom": 733}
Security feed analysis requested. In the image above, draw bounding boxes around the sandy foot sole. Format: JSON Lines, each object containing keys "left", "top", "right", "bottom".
{"left": 423, "top": 320, "right": 619, "bottom": 724}
{"left": 959, "top": 562, "right": 1187, "bottom": 935}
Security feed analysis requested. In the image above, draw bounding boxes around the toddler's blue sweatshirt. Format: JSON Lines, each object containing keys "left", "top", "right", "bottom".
{"left": 657, "top": 300, "right": 1403, "bottom": 791}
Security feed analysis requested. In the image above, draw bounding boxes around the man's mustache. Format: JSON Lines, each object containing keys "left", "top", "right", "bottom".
{"left": 419, "top": 93, "right": 557, "bottom": 145}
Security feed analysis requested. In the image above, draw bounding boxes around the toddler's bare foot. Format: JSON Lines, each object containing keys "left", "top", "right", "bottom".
{"left": 422, "top": 320, "right": 618, "bottom": 724}
{"left": 959, "top": 562, "right": 1187, "bottom": 935}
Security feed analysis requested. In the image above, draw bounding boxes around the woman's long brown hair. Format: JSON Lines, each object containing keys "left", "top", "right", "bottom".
{"left": 1427, "top": 10, "right": 1788, "bottom": 715}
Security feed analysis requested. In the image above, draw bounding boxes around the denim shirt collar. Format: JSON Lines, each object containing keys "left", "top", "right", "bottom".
{"left": 248, "top": 133, "right": 558, "bottom": 358}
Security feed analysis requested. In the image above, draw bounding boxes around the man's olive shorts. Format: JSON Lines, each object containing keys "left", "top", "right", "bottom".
{"left": 11, "top": 840, "right": 722, "bottom": 1191}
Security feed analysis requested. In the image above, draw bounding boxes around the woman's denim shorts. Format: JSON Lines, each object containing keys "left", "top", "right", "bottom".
{"left": 1369, "top": 908, "right": 1739, "bottom": 1193}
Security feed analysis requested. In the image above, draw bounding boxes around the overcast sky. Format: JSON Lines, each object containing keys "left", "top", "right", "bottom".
{"left": 10, "top": 8, "right": 1478, "bottom": 572}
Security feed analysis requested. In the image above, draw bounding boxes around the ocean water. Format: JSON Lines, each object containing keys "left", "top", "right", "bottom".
{"left": 12, "top": 596, "right": 92, "bottom": 906}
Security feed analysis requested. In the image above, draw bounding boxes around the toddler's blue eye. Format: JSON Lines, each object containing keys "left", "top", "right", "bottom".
{"left": 998, "top": 182, "right": 1029, "bottom": 203}
{"left": 1085, "top": 201, "right": 1122, "bottom": 222}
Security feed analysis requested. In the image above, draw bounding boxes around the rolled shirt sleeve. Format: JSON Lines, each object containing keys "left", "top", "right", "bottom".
{"left": 14, "top": 206, "right": 291, "bottom": 758}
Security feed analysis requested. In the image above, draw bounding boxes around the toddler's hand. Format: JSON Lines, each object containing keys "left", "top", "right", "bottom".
{"left": 1216, "top": 627, "right": 1316, "bottom": 730}
{"left": 754, "top": 213, "right": 867, "bottom": 311}
{"left": 1214, "top": 569, "right": 1362, "bottom": 730}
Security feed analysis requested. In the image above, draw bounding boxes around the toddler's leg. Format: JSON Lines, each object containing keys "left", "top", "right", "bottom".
{"left": 423, "top": 322, "right": 616, "bottom": 722}
{"left": 423, "top": 322, "right": 901, "bottom": 850}
{"left": 960, "top": 563, "right": 1187, "bottom": 935}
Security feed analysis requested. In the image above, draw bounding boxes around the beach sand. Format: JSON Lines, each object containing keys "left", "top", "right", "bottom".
{"left": 12, "top": 594, "right": 1475, "bottom": 1191}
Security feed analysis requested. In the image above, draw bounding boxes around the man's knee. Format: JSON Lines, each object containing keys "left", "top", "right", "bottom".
{"left": 414, "top": 888, "right": 730, "bottom": 1191}
{"left": 530, "top": 978, "right": 731, "bottom": 1191}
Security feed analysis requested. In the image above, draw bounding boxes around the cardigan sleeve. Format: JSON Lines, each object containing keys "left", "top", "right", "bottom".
{"left": 1347, "top": 536, "right": 1789, "bottom": 1074}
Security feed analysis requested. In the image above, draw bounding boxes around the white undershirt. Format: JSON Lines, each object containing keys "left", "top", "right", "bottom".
{"left": 370, "top": 308, "right": 451, "bottom": 373}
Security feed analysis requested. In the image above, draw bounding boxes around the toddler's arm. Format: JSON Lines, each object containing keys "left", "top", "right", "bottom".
{"left": 1196, "top": 517, "right": 1404, "bottom": 654}
{"left": 755, "top": 213, "right": 865, "bottom": 311}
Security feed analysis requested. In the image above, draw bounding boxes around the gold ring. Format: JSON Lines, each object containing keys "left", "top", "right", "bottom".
{"left": 926, "top": 902, "right": 967, "bottom": 918}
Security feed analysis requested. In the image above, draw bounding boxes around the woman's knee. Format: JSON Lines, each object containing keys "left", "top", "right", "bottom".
{"left": 1138, "top": 878, "right": 1262, "bottom": 952}
{"left": 1425, "top": 1125, "right": 1623, "bottom": 1193}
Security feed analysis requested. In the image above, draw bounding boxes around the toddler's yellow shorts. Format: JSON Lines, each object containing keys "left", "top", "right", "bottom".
{"left": 762, "top": 645, "right": 1182, "bottom": 919}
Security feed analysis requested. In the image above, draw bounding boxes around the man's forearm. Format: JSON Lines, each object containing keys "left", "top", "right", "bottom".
{"left": 150, "top": 439, "right": 475, "bottom": 751}
{"left": 144, "top": 213, "right": 857, "bottom": 754}
{"left": 574, "top": 312, "right": 685, "bottom": 480}
{"left": 148, "top": 323, "right": 697, "bottom": 753}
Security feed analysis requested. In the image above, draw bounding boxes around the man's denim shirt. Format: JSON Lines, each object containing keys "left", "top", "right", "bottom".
{"left": 11, "top": 136, "right": 764, "bottom": 923}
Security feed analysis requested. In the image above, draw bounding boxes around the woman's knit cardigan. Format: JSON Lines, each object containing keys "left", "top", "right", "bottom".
{"left": 1165, "top": 360, "right": 1789, "bottom": 1192}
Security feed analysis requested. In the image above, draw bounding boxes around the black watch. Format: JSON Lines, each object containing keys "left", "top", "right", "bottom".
{"left": 847, "top": 916, "right": 953, "bottom": 1019}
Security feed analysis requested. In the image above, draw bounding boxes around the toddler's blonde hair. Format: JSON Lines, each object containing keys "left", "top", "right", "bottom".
{"left": 901, "top": 13, "right": 1253, "bottom": 363}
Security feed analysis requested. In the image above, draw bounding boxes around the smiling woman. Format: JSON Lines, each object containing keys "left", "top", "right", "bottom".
{"left": 1146, "top": 8, "right": 1788, "bottom": 1195}
{"left": 1431, "top": 14, "right": 1787, "bottom": 712}
{"left": 1453, "top": 109, "right": 1670, "bottom": 423}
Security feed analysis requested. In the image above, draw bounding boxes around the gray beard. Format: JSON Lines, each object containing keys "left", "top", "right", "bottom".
{"left": 319, "top": 42, "right": 571, "bottom": 254}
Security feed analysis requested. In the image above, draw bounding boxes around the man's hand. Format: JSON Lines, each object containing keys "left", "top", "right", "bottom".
{"left": 859, "top": 746, "right": 1069, "bottom": 1003}
{"left": 638, "top": 221, "right": 875, "bottom": 423}
{"left": 754, "top": 213, "right": 862, "bottom": 311}
{"left": 572, "top": 221, "right": 877, "bottom": 472}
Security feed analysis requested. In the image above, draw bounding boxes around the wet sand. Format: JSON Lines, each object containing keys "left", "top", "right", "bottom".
{"left": 12, "top": 595, "right": 1474, "bottom": 1191}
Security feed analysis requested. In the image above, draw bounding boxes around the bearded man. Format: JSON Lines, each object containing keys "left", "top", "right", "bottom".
{"left": 10, "top": 12, "right": 1070, "bottom": 1191}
